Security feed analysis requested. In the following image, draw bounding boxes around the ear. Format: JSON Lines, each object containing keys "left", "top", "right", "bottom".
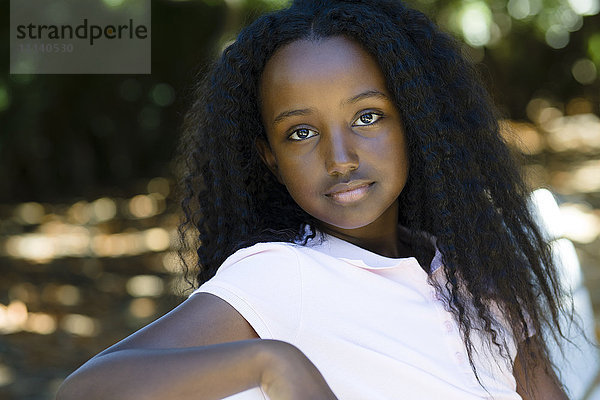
{"left": 255, "top": 137, "right": 284, "bottom": 184}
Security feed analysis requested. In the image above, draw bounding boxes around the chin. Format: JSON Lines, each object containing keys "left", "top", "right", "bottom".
{"left": 319, "top": 216, "right": 376, "bottom": 230}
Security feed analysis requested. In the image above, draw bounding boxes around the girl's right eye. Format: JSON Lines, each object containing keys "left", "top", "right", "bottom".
{"left": 288, "top": 128, "right": 318, "bottom": 141}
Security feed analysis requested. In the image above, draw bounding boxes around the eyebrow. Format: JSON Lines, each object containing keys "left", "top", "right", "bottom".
{"left": 271, "top": 89, "right": 390, "bottom": 126}
{"left": 343, "top": 89, "right": 390, "bottom": 105}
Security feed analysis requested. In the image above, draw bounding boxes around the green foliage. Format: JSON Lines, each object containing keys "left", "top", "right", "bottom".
{"left": 0, "top": 0, "right": 597, "bottom": 202}
{"left": 589, "top": 32, "right": 600, "bottom": 66}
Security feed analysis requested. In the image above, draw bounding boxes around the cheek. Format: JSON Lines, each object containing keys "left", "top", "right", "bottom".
{"left": 392, "top": 140, "right": 409, "bottom": 171}
{"left": 371, "top": 130, "right": 408, "bottom": 165}
{"left": 394, "top": 145, "right": 410, "bottom": 182}
{"left": 375, "top": 132, "right": 410, "bottom": 189}
{"left": 280, "top": 174, "right": 323, "bottom": 217}
{"left": 277, "top": 156, "right": 319, "bottom": 195}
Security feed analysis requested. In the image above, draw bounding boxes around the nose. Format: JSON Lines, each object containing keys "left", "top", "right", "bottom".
{"left": 323, "top": 127, "right": 359, "bottom": 176}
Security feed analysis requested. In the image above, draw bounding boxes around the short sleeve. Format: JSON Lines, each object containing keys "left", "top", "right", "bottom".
{"left": 188, "top": 243, "right": 302, "bottom": 342}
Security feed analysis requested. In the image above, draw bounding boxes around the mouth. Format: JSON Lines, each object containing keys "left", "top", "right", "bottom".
{"left": 324, "top": 180, "right": 374, "bottom": 204}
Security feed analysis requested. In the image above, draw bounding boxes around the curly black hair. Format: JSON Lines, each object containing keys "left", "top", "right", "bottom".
{"left": 177, "top": 0, "right": 572, "bottom": 392}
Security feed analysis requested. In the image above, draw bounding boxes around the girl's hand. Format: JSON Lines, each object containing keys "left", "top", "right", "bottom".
{"left": 259, "top": 340, "right": 338, "bottom": 400}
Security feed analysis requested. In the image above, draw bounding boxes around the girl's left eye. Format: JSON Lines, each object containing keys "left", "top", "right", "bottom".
{"left": 353, "top": 112, "right": 383, "bottom": 126}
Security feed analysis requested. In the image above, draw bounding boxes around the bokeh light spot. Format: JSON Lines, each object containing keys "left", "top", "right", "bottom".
{"left": 151, "top": 83, "right": 176, "bottom": 107}
{"left": 92, "top": 197, "right": 117, "bottom": 222}
{"left": 0, "top": 301, "right": 28, "bottom": 333}
{"left": 571, "top": 161, "right": 600, "bottom": 193}
{"left": 559, "top": 203, "right": 600, "bottom": 243}
{"left": 572, "top": 58, "right": 597, "bottom": 84}
{"left": 506, "top": 0, "right": 542, "bottom": 19}
{"left": 16, "top": 235, "right": 56, "bottom": 263}
{"left": 558, "top": 6, "right": 583, "bottom": 32}
{"left": 460, "top": 3, "right": 491, "bottom": 47}
{"left": 126, "top": 275, "right": 164, "bottom": 297}
{"left": 16, "top": 202, "right": 45, "bottom": 225}
{"left": 0, "top": 363, "right": 15, "bottom": 387}
{"left": 147, "top": 177, "right": 171, "bottom": 197}
{"left": 545, "top": 25, "right": 570, "bottom": 49}
{"left": 61, "top": 314, "right": 98, "bottom": 337}
{"left": 507, "top": 0, "right": 531, "bottom": 19}
{"left": 545, "top": 114, "right": 600, "bottom": 152}
{"left": 129, "top": 298, "right": 157, "bottom": 319}
{"left": 567, "top": 0, "right": 600, "bottom": 15}
{"left": 68, "top": 201, "right": 91, "bottom": 224}
{"left": 25, "top": 313, "right": 57, "bottom": 335}
{"left": 129, "top": 194, "right": 157, "bottom": 218}
{"left": 526, "top": 97, "right": 551, "bottom": 123}
{"left": 56, "top": 285, "right": 82, "bottom": 306}
{"left": 144, "top": 228, "right": 171, "bottom": 251}
{"left": 539, "top": 107, "right": 564, "bottom": 130}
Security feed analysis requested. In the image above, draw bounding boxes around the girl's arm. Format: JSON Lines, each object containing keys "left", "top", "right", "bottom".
{"left": 513, "top": 341, "right": 570, "bottom": 400}
{"left": 56, "top": 293, "right": 337, "bottom": 400}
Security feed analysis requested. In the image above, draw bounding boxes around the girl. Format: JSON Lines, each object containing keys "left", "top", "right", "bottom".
{"left": 57, "top": 0, "right": 572, "bottom": 399}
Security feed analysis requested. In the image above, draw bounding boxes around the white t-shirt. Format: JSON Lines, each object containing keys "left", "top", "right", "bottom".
{"left": 188, "top": 232, "right": 523, "bottom": 400}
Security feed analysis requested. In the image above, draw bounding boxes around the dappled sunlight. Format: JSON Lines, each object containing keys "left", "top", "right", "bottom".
{"left": 501, "top": 100, "right": 600, "bottom": 247}
{"left": 129, "top": 298, "right": 157, "bottom": 319}
{"left": 126, "top": 275, "right": 164, "bottom": 297}
{"left": 0, "top": 168, "right": 218, "bottom": 397}
{"left": 1, "top": 178, "right": 176, "bottom": 263}
{"left": 1, "top": 0, "right": 599, "bottom": 399}
{"left": 0, "top": 301, "right": 57, "bottom": 335}
{"left": 559, "top": 203, "right": 600, "bottom": 243}
{"left": 60, "top": 314, "right": 99, "bottom": 337}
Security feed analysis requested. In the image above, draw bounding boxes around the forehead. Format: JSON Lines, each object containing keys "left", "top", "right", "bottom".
{"left": 259, "top": 36, "right": 390, "bottom": 116}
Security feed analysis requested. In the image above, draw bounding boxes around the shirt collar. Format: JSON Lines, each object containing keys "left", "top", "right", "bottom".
{"left": 302, "top": 225, "right": 444, "bottom": 273}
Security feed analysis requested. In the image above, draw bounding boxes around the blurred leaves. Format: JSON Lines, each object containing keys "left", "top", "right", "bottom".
{"left": 0, "top": 0, "right": 598, "bottom": 202}
{"left": 0, "top": 3, "right": 598, "bottom": 399}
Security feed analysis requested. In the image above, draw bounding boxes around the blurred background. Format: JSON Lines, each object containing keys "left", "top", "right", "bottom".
{"left": 0, "top": 0, "right": 599, "bottom": 398}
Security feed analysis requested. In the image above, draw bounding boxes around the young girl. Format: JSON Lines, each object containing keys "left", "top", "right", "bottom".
{"left": 57, "top": 0, "right": 573, "bottom": 399}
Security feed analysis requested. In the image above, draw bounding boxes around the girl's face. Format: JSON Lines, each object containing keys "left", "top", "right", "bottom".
{"left": 257, "top": 36, "right": 409, "bottom": 238}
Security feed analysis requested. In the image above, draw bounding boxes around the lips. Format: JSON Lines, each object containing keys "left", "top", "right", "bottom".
{"left": 324, "top": 180, "right": 374, "bottom": 203}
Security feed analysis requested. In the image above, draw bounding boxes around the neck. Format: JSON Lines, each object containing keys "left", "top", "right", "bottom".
{"left": 316, "top": 201, "right": 414, "bottom": 258}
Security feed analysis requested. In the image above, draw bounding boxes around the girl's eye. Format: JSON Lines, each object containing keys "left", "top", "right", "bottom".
{"left": 353, "top": 112, "right": 383, "bottom": 126}
{"left": 288, "top": 128, "right": 318, "bottom": 141}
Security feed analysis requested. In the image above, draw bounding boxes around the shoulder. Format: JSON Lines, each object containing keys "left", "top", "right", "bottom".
{"left": 191, "top": 242, "right": 302, "bottom": 292}
{"left": 191, "top": 241, "right": 304, "bottom": 296}
{"left": 220, "top": 241, "right": 301, "bottom": 271}
{"left": 189, "top": 241, "right": 305, "bottom": 340}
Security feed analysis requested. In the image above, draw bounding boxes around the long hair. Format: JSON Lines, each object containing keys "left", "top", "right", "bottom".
{"left": 177, "top": 0, "right": 571, "bottom": 391}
